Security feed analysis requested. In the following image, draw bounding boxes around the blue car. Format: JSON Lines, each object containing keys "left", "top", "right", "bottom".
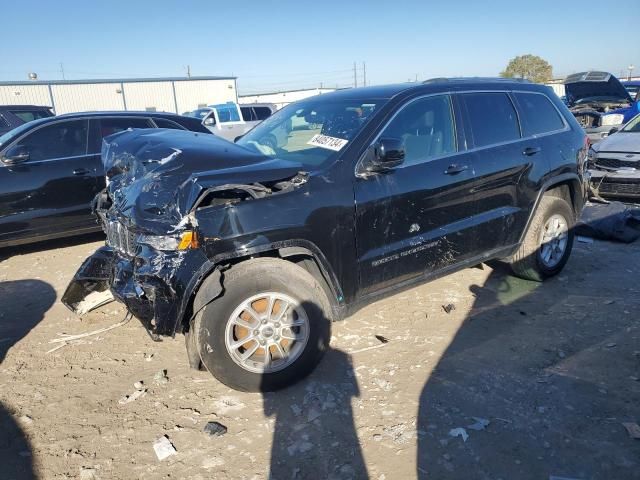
{"left": 564, "top": 71, "right": 640, "bottom": 141}
{"left": 622, "top": 80, "right": 640, "bottom": 102}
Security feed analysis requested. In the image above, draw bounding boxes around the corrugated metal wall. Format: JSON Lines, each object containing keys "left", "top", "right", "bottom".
{"left": 239, "top": 88, "right": 336, "bottom": 110}
{"left": 173, "top": 79, "right": 237, "bottom": 113}
{"left": 0, "top": 78, "right": 237, "bottom": 115}
{"left": 0, "top": 84, "right": 52, "bottom": 106}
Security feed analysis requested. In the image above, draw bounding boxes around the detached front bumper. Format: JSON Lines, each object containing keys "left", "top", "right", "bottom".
{"left": 62, "top": 244, "right": 214, "bottom": 336}
{"left": 589, "top": 168, "right": 640, "bottom": 199}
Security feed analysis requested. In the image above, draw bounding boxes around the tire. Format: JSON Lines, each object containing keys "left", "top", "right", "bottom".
{"left": 194, "top": 258, "right": 332, "bottom": 392}
{"left": 510, "top": 195, "right": 575, "bottom": 282}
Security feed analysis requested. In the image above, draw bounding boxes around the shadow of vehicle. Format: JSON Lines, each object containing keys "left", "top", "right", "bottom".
{"left": 262, "top": 301, "right": 368, "bottom": 480}
{"left": 0, "top": 279, "right": 56, "bottom": 363}
{"left": 416, "top": 225, "right": 640, "bottom": 479}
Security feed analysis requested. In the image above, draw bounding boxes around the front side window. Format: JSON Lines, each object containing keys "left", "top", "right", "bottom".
{"left": 237, "top": 97, "right": 384, "bottom": 169}
{"left": 19, "top": 120, "right": 88, "bottom": 161}
{"left": 462, "top": 93, "right": 520, "bottom": 147}
{"left": 213, "top": 103, "right": 242, "bottom": 123}
{"left": 379, "top": 95, "right": 456, "bottom": 166}
{"left": 514, "top": 92, "right": 565, "bottom": 136}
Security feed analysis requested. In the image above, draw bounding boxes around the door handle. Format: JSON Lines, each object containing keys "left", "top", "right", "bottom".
{"left": 444, "top": 164, "right": 468, "bottom": 175}
{"left": 522, "top": 146, "right": 542, "bottom": 156}
{"left": 73, "top": 168, "right": 90, "bottom": 175}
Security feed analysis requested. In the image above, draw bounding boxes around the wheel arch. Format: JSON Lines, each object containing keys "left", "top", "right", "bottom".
{"left": 178, "top": 239, "right": 345, "bottom": 335}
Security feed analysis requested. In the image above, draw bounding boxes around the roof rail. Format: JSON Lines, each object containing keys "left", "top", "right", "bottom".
{"left": 422, "top": 77, "right": 532, "bottom": 84}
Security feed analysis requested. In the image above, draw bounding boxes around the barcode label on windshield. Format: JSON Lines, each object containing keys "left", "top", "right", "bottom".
{"left": 307, "top": 134, "right": 348, "bottom": 151}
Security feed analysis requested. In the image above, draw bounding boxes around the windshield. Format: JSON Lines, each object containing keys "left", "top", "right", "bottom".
{"left": 236, "top": 97, "right": 383, "bottom": 169}
{"left": 184, "top": 108, "right": 212, "bottom": 120}
{"left": 621, "top": 114, "right": 640, "bottom": 133}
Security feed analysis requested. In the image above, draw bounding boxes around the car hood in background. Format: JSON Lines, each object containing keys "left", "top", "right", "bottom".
{"left": 564, "top": 71, "right": 632, "bottom": 105}
{"left": 594, "top": 132, "right": 640, "bottom": 154}
{"left": 102, "top": 129, "right": 304, "bottom": 233}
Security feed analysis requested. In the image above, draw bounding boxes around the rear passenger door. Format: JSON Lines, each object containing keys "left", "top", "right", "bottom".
{"left": 355, "top": 94, "right": 478, "bottom": 296}
{"left": 458, "top": 92, "right": 542, "bottom": 251}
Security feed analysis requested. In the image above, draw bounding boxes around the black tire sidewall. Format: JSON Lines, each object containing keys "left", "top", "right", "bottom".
{"left": 196, "top": 260, "right": 331, "bottom": 392}
{"left": 533, "top": 197, "right": 575, "bottom": 277}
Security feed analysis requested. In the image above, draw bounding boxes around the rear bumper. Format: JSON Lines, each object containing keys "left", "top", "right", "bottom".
{"left": 62, "top": 245, "right": 213, "bottom": 336}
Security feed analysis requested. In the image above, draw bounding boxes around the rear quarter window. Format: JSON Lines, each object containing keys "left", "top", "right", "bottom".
{"left": 514, "top": 92, "right": 565, "bottom": 136}
{"left": 254, "top": 107, "right": 273, "bottom": 120}
{"left": 461, "top": 93, "right": 520, "bottom": 147}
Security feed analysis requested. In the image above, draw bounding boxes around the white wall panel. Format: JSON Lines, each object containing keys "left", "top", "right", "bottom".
{"left": 0, "top": 85, "right": 52, "bottom": 107}
{"left": 52, "top": 83, "right": 125, "bottom": 114}
{"left": 121, "top": 81, "right": 176, "bottom": 112}
{"left": 173, "top": 79, "right": 237, "bottom": 113}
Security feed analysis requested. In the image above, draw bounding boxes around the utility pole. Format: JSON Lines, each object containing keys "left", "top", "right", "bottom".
{"left": 363, "top": 62, "right": 366, "bottom": 87}
{"left": 353, "top": 62, "right": 358, "bottom": 88}
{"left": 60, "top": 62, "right": 65, "bottom": 80}
{"left": 186, "top": 65, "right": 192, "bottom": 78}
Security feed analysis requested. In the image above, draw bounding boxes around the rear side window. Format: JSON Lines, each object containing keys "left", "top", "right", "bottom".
{"left": 20, "top": 120, "right": 88, "bottom": 161}
{"left": 89, "top": 117, "right": 153, "bottom": 153}
{"left": 254, "top": 107, "right": 273, "bottom": 120}
{"left": 380, "top": 94, "right": 457, "bottom": 166}
{"left": 461, "top": 93, "right": 520, "bottom": 147}
{"left": 240, "top": 107, "right": 256, "bottom": 121}
{"left": 9, "top": 109, "right": 52, "bottom": 123}
{"left": 0, "top": 115, "right": 9, "bottom": 128}
{"left": 153, "top": 118, "right": 186, "bottom": 130}
{"left": 514, "top": 92, "right": 565, "bottom": 136}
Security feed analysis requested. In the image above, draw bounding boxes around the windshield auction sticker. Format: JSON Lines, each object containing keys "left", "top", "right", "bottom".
{"left": 307, "top": 134, "right": 348, "bottom": 151}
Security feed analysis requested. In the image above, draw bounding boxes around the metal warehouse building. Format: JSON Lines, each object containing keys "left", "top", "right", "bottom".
{"left": 239, "top": 87, "right": 337, "bottom": 110}
{"left": 0, "top": 76, "right": 238, "bottom": 115}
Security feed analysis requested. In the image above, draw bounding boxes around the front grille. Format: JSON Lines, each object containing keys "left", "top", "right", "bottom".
{"left": 598, "top": 181, "right": 640, "bottom": 196}
{"left": 574, "top": 114, "right": 598, "bottom": 128}
{"left": 105, "top": 220, "right": 138, "bottom": 256}
{"left": 595, "top": 157, "right": 640, "bottom": 170}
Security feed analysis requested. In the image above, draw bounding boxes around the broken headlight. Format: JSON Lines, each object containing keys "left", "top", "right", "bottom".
{"left": 138, "top": 231, "right": 199, "bottom": 251}
{"left": 601, "top": 114, "right": 624, "bottom": 126}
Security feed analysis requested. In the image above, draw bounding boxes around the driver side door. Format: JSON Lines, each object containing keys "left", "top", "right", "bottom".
{"left": 354, "top": 94, "right": 478, "bottom": 297}
{"left": 0, "top": 118, "right": 100, "bottom": 245}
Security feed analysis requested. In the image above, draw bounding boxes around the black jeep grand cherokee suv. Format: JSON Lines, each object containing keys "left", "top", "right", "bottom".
{"left": 64, "top": 79, "right": 588, "bottom": 391}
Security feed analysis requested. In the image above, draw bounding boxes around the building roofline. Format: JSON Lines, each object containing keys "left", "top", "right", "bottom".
{"left": 238, "top": 86, "right": 342, "bottom": 97}
{"left": 0, "top": 76, "right": 236, "bottom": 86}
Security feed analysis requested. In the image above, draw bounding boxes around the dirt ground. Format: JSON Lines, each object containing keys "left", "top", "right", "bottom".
{"left": 1, "top": 232, "right": 639, "bottom": 480}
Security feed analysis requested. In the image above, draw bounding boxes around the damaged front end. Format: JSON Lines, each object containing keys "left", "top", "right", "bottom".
{"left": 62, "top": 128, "right": 308, "bottom": 337}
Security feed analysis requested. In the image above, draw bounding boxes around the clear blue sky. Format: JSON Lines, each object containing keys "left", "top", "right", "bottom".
{"left": 2, "top": 0, "right": 638, "bottom": 93}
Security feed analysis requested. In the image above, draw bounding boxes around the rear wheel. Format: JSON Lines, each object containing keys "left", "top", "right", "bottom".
{"left": 194, "top": 258, "right": 332, "bottom": 392}
{"left": 510, "top": 195, "right": 575, "bottom": 281}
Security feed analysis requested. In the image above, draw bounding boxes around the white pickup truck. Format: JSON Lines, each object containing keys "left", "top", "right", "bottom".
{"left": 184, "top": 102, "right": 276, "bottom": 142}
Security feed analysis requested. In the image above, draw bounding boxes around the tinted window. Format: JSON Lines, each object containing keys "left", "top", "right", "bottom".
{"left": 0, "top": 116, "right": 9, "bottom": 128}
{"left": 240, "top": 107, "right": 256, "bottom": 121}
{"left": 9, "top": 109, "right": 52, "bottom": 123}
{"left": 20, "top": 120, "right": 88, "bottom": 161}
{"left": 88, "top": 117, "right": 153, "bottom": 153}
{"left": 380, "top": 95, "right": 456, "bottom": 166}
{"left": 514, "top": 92, "right": 564, "bottom": 136}
{"left": 462, "top": 93, "right": 520, "bottom": 147}
{"left": 153, "top": 118, "right": 186, "bottom": 130}
{"left": 254, "top": 107, "right": 273, "bottom": 120}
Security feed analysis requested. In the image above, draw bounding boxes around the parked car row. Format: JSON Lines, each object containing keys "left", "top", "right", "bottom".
{"left": 62, "top": 78, "right": 588, "bottom": 391}
{"left": 0, "top": 111, "right": 211, "bottom": 247}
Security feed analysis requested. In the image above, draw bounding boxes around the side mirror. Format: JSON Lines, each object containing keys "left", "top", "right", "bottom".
{"left": 608, "top": 127, "right": 619, "bottom": 136}
{"left": 2, "top": 144, "right": 29, "bottom": 165}
{"left": 367, "top": 137, "right": 405, "bottom": 172}
{"left": 204, "top": 117, "right": 215, "bottom": 126}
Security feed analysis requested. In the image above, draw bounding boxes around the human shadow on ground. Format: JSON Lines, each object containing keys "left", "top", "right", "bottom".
{"left": 416, "top": 233, "right": 640, "bottom": 479}
{"left": 262, "top": 301, "right": 367, "bottom": 480}
{"left": 0, "top": 279, "right": 54, "bottom": 480}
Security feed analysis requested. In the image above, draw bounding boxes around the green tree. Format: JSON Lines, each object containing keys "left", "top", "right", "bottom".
{"left": 500, "top": 54, "right": 553, "bottom": 83}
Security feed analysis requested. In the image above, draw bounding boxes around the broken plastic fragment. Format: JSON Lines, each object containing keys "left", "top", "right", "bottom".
{"left": 203, "top": 421, "right": 228, "bottom": 437}
{"left": 448, "top": 427, "right": 469, "bottom": 442}
{"left": 153, "top": 435, "right": 177, "bottom": 460}
{"left": 75, "top": 290, "right": 114, "bottom": 315}
{"left": 466, "top": 417, "right": 490, "bottom": 431}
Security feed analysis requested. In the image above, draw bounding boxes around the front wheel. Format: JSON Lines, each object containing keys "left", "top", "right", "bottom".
{"left": 194, "top": 258, "right": 332, "bottom": 392}
{"left": 510, "top": 195, "right": 575, "bottom": 281}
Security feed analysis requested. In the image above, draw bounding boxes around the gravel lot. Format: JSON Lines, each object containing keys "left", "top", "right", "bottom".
{"left": 1, "top": 233, "right": 639, "bottom": 479}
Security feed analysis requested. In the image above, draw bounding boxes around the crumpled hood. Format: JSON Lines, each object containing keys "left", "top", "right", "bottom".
{"left": 594, "top": 132, "right": 640, "bottom": 154}
{"left": 102, "top": 129, "right": 304, "bottom": 232}
{"left": 564, "top": 72, "right": 632, "bottom": 105}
